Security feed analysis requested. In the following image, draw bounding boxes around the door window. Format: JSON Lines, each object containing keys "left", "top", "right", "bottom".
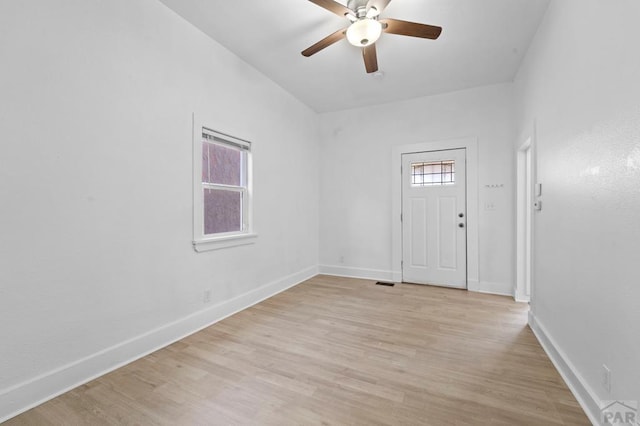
{"left": 411, "top": 160, "right": 455, "bottom": 186}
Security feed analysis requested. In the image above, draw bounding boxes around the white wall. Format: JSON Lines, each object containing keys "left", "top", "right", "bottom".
{"left": 515, "top": 0, "right": 640, "bottom": 421}
{"left": 0, "top": 0, "right": 319, "bottom": 419}
{"left": 319, "top": 84, "right": 516, "bottom": 295}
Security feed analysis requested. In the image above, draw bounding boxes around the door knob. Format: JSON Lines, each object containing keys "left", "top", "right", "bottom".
{"left": 458, "top": 223, "right": 465, "bottom": 228}
{"left": 458, "top": 213, "right": 464, "bottom": 218}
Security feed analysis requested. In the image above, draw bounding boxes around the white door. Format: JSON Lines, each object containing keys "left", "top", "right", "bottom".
{"left": 402, "top": 149, "right": 467, "bottom": 288}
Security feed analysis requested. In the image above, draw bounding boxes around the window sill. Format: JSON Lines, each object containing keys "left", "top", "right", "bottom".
{"left": 193, "top": 233, "right": 257, "bottom": 252}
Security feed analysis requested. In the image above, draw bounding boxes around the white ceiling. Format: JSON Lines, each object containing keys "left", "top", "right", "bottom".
{"left": 159, "top": 0, "right": 550, "bottom": 113}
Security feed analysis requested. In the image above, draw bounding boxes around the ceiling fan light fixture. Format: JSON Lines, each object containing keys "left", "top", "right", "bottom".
{"left": 346, "top": 19, "right": 382, "bottom": 47}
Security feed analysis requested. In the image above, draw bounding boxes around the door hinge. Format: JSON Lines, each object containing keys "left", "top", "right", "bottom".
{"left": 400, "top": 213, "right": 403, "bottom": 222}
{"left": 401, "top": 260, "right": 404, "bottom": 268}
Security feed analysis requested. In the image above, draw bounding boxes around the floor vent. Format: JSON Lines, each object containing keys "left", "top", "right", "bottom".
{"left": 375, "top": 281, "right": 395, "bottom": 287}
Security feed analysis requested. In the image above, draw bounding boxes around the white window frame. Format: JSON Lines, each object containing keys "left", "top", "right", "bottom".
{"left": 192, "top": 115, "right": 256, "bottom": 252}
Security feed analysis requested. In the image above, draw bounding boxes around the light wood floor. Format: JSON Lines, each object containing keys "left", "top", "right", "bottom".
{"left": 7, "top": 275, "right": 589, "bottom": 425}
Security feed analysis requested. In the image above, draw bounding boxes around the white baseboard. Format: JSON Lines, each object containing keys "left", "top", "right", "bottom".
{"left": 528, "top": 312, "right": 601, "bottom": 425}
{"left": 467, "top": 279, "right": 480, "bottom": 292}
{"left": 478, "top": 281, "right": 512, "bottom": 296}
{"left": 468, "top": 280, "right": 512, "bottom": 297}
{"left": 0, "top": 265, "right": 318, "bottom": 423}
{"left": 320, "top": 268, "right": 511, "bottom": 299}
{"left": 514, "top": 290, "right": 530, "bottom": 303}
{"left": 319, "top": 265, "right": 394, "bottom": 282}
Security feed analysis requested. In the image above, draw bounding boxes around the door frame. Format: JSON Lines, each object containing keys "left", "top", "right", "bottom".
{"left": 401, "top": 149, "right": 468, "bottom": 288}
{"left": 391, "top": 137, "right": 479, "bottom": 290}
{"left": 515, "top": 123, "right": 536, "bottom": 303}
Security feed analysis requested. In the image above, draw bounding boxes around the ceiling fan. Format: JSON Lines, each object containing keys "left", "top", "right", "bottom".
{"left": 301, "top": 0, "right": 442, "bottom": 74}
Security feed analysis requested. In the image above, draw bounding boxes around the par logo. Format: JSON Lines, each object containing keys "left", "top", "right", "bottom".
{"left": 601, "top": 401, "right": 638, "bottom": 425}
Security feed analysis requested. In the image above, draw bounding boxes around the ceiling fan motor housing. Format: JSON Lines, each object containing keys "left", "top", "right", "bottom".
{"left": 347, "top": 0, "right": 369, "bottom": 18}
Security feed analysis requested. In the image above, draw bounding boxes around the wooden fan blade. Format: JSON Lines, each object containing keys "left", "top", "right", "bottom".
{"left": 307, "top": 0, "right": 352, "bottom": 18}
{"left": 380, "top": 18, "right": 442, "bottom": 39}
{"left": 301, "top": 28, "right": 347, "bottom": 57}
{"left": 362, "top": 44, "right": 378, "bottom": 73}
{"left": 366, "top": 0, "right": 392, "bottom": 15}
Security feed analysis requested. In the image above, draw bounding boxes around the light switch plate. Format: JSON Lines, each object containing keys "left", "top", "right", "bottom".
{"left": 535, "top": 183, "right": 542, "bottom": 197}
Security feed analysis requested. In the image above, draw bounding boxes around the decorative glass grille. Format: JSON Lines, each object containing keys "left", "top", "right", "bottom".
{"left": 411, "top": 160, "right": 455, "bottom": 186}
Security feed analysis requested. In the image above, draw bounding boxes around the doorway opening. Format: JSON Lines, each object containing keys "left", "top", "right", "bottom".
{"left": 516, "top": 136, "right": 534, "bottom": 302}
{"left": 391, "top": 137, "right": 479, "bottom": 290}
{"left": 401, "top": 149, "right": 467, "bottom": 288}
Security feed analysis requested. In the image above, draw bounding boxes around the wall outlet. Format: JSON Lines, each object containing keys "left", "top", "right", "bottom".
{"left": 203, "top": 289, "right": 211, "bottom": 304}
{"left": 602, "top": 364, "right": 611, "bottom": 394}
{"left": 339, "top": 255, "right": 344, "bottom": 264}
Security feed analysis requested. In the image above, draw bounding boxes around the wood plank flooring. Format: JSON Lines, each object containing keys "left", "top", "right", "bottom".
{"left": 6, "top": 275, "right": 589, "bottom": 425}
